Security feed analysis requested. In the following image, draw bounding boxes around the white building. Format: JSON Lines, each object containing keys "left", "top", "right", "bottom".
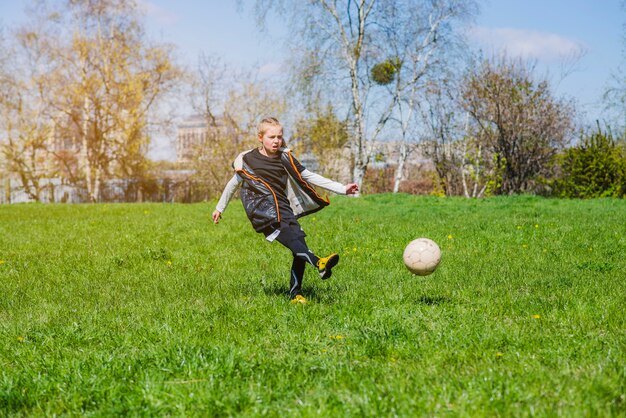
{"left": 176, "top": 115, "right": 208, "bottom": 163}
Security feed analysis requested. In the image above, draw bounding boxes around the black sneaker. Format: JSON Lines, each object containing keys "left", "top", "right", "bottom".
{"left": 317, "top": 253, "right": 339, "bottom": 280}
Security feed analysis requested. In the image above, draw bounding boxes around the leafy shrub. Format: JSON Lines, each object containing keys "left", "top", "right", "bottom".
{"left": 553, "top": 126, "right": 626, "bottom": 198}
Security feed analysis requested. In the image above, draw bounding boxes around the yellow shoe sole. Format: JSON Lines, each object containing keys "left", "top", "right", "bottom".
{"left": 318, "top": 253, "right": 339, "bottom": 280}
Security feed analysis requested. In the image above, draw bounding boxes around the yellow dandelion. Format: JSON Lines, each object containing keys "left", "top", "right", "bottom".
{"left": 532, "top": 314, "right": 541, "bottom": 319}
{"left": 166, "top": 260, "right": 173, "bottom": 265}
{"left": 516, "top": 225, "right": 522, "bottom": 230}
{"left": 0, "top": 260, "right": 5, "bottom": 265}
{"left": 335, "top": 335, "right": 344, "bottom": 340}
{"left": 447, "top": 234, "right": 453, "bottom": 240}
{"left": 352, "top": 247, "right": 357, "bottom": 252}
{"left": 522, "top": 244, "right": 528, "bottom": 248}
{"left": 17, "top": 336, "right": 24, "bottom": 343}
{"left": 495, "top": 352, "right": 503, "bottom": 357}
{"left": 534, "top": 224, "right": 539, "bottom": 228}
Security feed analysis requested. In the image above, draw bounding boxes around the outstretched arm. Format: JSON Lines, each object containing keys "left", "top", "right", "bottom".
{"left": 301, "top": 169, "right": 359, "bottom": 195}
{"left": 212, "top": 174, "right": 242, "bottom": 224}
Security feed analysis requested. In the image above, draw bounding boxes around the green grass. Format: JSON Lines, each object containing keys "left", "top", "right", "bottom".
{"left": 0, "top": 195, "right": 625, "bottom": 416}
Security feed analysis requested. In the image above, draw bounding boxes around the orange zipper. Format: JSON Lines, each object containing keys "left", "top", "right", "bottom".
{"left": 287, "top": 151, "right": 330, "bottom": 204}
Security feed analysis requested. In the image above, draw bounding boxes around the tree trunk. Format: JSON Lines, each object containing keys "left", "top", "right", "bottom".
{"left": 393, "top": 141, "right": 408, "bottom": 193}
{"left": 461, "top": 141, "right": 470, "bottom": 198}
{"left": 94, "top": 166, "right": 102, "bottom": 203}
{"left": 48, "top": 181, "right": 55, "bottom": 203}
{"left": 80, "top": 96, "right": 96, "bottom": 202}
{"left": 352, "top": 162, "right": 367, "bottom": 193}
{"left": 4, "top": 178, "right": 11, "bottom": 204}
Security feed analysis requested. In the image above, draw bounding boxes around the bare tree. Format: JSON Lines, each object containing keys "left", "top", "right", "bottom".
{"left": 0, "top": 21, "right": 56, "bottom": 201}
{"left": 458, "top": 115, "right": 491, "bottom": 198}
{"left": 369, "top": 1, "right": 475, "bottom": 193}
{"left": 255, "top": 0, "right": 477, "bottom": 192}
{"left": 461, "top": 56, "right": 576, "bottom": 194}
{"left": 11, "top": 0, "right": 184, "bottom": 202}
{"left": 188, "top": 55, "right": 286, "bottom": 197}
{"left": 420, "top": 79, "right": 465, "bottom": 196}
{"left": 301, "top": 0, "right": 387, "bottom": 190}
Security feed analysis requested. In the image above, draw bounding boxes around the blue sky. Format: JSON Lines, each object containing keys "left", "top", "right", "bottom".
{"left": 144, "top": 0, "right": 624, "bottom": 120}
{"left": 474, "top": 0, "right": 624, "bottom": 118}
{"left": 1, "top": 0, "right": 624, "bottom": 159}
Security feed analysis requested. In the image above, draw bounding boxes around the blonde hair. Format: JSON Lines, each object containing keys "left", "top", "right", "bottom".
{"left": 257, "top": 116, "right": 282, "bottom": 137}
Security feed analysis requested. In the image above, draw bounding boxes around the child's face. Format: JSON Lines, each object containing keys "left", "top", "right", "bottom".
{"left": 258, "top": 125, "right": 283, "bottom": 155}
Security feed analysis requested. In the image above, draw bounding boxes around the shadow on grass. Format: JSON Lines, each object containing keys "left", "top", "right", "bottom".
{"left": 260, "top": 279, "right": 327, "bottom": 301}
{"left": 261, "top": 280, "right": 289, "bottom": 298}
{"left": 414, "top": 295, "right": 451, "bottom": 305}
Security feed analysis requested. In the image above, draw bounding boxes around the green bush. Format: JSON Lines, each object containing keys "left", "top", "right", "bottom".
{"left": 553, "top": 126, "right": 626, "bottom": 198}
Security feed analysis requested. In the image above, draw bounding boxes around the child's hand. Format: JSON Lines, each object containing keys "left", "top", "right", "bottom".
{"left": 345, "top": 183, "right": 359, "bottom": 195}
{"left": 212, "top": 210, "right": 222, "bottom": 224}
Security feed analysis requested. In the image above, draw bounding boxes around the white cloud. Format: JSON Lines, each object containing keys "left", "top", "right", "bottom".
{"left": 468, "top": 26, "right": 586, "bottom": 62}
{"left": 258, "top": 62, "right": 282, "bottom": 75}
{"left": 137, "top": 0, "right": 179, "bottom": 26}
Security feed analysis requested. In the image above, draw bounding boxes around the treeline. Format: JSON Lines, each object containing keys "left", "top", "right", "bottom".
{"left": 1, "top": 0, "right": 625, "bottom": 202}
{"left": 422, "top": 59, "right": 626, "bottom": 198}
{"left": 0, "top": 0, "right": 182, "bottom": 202}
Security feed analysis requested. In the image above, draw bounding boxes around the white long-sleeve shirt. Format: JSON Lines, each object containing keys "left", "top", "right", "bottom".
{"left": 215, "top": 169, "right": 346, "bottom": 214}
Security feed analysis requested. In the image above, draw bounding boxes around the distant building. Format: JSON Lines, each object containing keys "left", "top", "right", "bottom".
{"left": 47, "top": 115, "right": 81, "bottom": 155}
{"left": 175, "top": 115, "right": 242, "bottom": 164}
{"left": 176, "top": 115, "right": 208, "bottom": 163}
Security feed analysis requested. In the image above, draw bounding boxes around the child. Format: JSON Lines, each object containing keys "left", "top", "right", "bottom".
{"left": 212, "top": 116, "right": 359, "bottom": 303}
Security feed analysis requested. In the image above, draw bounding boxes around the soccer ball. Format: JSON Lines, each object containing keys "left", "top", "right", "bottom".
{"left": 403, "top": 238, "right": 441, "bottom": 276}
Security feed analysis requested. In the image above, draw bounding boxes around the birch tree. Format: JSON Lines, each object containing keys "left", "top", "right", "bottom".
{"left": 255, "top": 0, "right": 476, "bottom": 191}
{"left": 366, "top": 1, "right": 474, "bottom": 193}
{"left": 18, "top": 0, "right": 183, "bottom": 202}
{"left": 0, "top": 23, "right": 55, "bottom": 201}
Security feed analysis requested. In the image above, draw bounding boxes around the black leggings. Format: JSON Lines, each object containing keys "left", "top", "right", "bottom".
{"left": 274, "top": 226, "right": 320, "bottom": 298}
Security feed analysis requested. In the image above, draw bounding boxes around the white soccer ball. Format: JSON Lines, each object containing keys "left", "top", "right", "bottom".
{"left": 403, "top": 238, "right": 441, "bottom": 276}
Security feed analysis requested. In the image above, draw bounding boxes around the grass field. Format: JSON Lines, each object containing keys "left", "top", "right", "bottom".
{"left": 1, "top": 194, "right": 625, "bottom": 416}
